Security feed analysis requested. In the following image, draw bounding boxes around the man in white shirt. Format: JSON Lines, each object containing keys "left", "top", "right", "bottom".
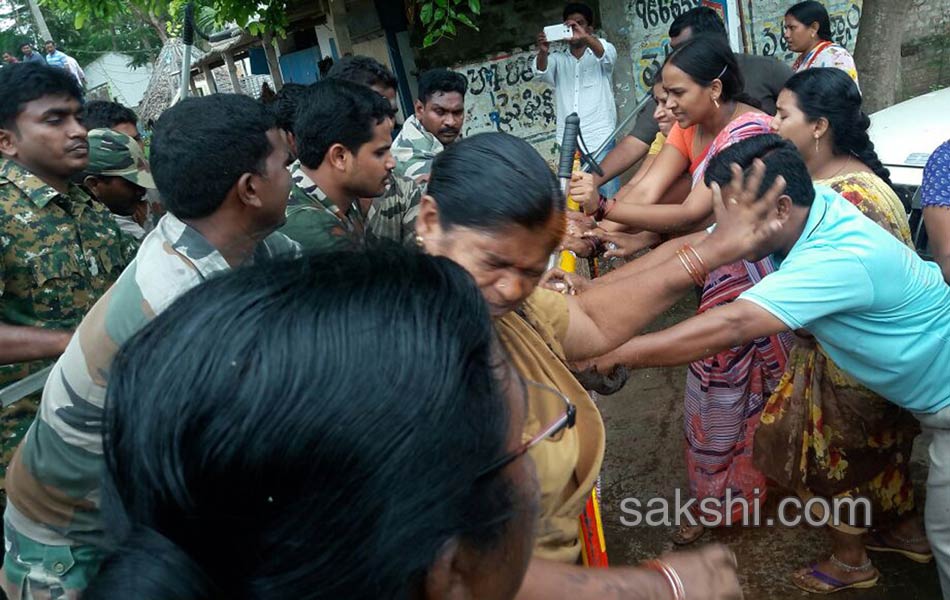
{"left": 534, "top": 2, "right": 618, "bottom": 196}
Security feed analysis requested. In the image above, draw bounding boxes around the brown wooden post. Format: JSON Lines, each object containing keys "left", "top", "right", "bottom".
{"left": 200, "top": 63, "right": 218, "bottom": 94}
{"left": 223, "top": 51, "right": 244, "bottom": 94}
{"left": 261, "top": 33, "right": 284, "bottom": 91}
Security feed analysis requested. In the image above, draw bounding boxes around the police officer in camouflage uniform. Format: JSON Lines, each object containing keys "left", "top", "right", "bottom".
{"left": 391, "top": 68, "right": 467, "bottom": 183}
{"left": 279, "top": 79, "right": 397, "bottom": 252}
{"left": 81, "top": 128, "right": 155, "bottom": 241}
{"left": 0, "top": 63, "right": 131, "bottom": 513}
{"left": 326, "top": 55, "right": 422, "bottom": 245}
{"left": 1, "top": 93, "right": 298, "bottom": 598}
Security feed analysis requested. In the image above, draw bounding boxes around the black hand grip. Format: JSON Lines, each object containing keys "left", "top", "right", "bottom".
{"left": 558, "top": 113, "right": 580, "bottom": 179}
{"left": 182, "top": 2, "right": 195, "bottom": 46}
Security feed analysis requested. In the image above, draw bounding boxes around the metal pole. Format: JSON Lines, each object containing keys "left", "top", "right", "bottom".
{"left": 179, "top": 2, "right": 195, "bottom": 101}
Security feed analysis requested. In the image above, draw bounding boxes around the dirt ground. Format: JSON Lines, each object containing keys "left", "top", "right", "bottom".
{"left": 595, "top": 296, "right": 942, "bottom": 599}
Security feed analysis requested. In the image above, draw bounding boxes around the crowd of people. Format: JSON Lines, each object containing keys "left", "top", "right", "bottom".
{"left": 0, "top": 1, "right": 947, "bottom": 599}
{"left": 2, "top": 40, "right": 85, "bottom": 87}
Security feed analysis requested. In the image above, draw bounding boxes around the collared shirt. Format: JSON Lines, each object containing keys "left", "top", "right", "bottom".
{"left": 739, "top": 186, "right": 950, "bottom": 414}
{"left": 280, "top": 160, "right": 367, "bottom": 252}
{"left": 534, "top": 40, "right": 618, "bottom": 152}
{"left": 0, "top": 159, "right": 130, "bottom": 386}
{"left": 63, "top": 55, "right": 85, "bottom": 86}
{"left": 391, "top": 115, "right": 444, "bottom": 181}
{"left": 367, "top": 174, "right": 422, "bottom": 246}
{"left": 44, "top": 50, "right": 68, "bottom": 70}
{"left": 21, "top": 53, "right": 44, "bottom": 65}
{"left": 5, "top": 212, "right": 298, "bottom": 547}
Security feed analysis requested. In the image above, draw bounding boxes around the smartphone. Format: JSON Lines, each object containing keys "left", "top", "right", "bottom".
{"left": 544, "top": 24, "right": 573, "bottom": 42}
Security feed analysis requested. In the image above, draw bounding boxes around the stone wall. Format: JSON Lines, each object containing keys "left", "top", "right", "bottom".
{"left": 899, "top": 0, "right": 950, "bottom": 100}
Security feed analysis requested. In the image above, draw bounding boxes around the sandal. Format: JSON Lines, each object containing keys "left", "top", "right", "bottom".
{"left": 670, "top": 522, "right": 706, "bottom": 545}
{"left": 865, "top": 530, "right": 934, "bottom": 563}
{"left": 791, "top": 562, "right": 879, "bottom": 594}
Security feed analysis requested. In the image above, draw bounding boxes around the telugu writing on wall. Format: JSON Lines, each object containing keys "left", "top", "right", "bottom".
{"left": 743, "top": 0, "right": 863, "bottom": 63}
{"left": 625, "top": 0, "right": 703, "bottom": 99}
{"left": 454, "top": 50, "right": 559, "bottom": 164}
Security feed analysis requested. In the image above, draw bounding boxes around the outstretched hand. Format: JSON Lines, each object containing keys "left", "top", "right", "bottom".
{"left": 703, "top": 159, "right": 786, "bottom": 267}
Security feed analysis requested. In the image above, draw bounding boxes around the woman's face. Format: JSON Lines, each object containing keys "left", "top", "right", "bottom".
{"left": 662, "top": 63, "right": 716, "bottom": 129}
{"left": 416, "top": 198, "right": 564, "bottom": 317}
{"left": 770, "top": 89, "right": 820, "bottom": 159}
{"left": 783, "top": 15, "right": 818, "bottom": 53}
{"left": 652, "top": 82, "right": 674, "bottom": 136}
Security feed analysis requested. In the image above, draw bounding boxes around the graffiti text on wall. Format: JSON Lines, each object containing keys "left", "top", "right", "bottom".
{"left": 632, "top": 0, "right": 703, "bottom": 30}
{"left": 627, "top": 0, "right": 701, "bottom": 97}
{"left": 456, "top": 51, "right": 558, "bottom": 161}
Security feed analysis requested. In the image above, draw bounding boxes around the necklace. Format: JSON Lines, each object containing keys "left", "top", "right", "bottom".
{"left": 817, "top": 155, "right": 852, "bottom": 181}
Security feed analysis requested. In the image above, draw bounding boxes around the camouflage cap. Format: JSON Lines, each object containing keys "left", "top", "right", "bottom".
{"left": 86, "top": 128, "right": 156, "bottom": 189}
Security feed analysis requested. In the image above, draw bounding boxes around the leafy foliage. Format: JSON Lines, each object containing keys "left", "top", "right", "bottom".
{"left": 410, "top": 0, "right": 480, "bottom": 48}
{"left": 42, "top": 0, "right": 289, "bottom": 36}
{"left": 0, "top": 1, "right": 161, "bottom": 67}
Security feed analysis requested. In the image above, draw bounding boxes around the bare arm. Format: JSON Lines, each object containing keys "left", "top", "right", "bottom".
{"left": 923, "top": 206, "right": 950, "bottom": 283}
{"left": 587, "top": 230, "right": 708, "bottom": 286}
{"left": 562, "top": 230, "right": 726, "bottom": 360}
{"left": 594, "top": 136, "right": 650, "bottom": 186}
{"left": 606, "top": 182, "right": 714, "bottom": 234}
{"left": 628, "top": 153, "right": 658, "bottom": 188}
{"left": 560, "top": 160, "right": 787, "bottom": 361}
{"left": 517, "top": 560, "right": 667, "bottom": 600}
{"left": 590, "top": 299, "right": 789, "bottom": 371}
{"left": 535, "top": 31, "right": 550, "bottom": 72}
{"left": 0, "top": 323, "right": 71, "bottom": 364}
{"left": 518, "top": 545, "right": 742, "bottom": 600}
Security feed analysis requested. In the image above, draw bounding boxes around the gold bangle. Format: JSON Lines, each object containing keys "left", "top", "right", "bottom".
{"left": 676, "top": 249, "right": 705, "bottom": 287}
{"left": 684, "top": 243, "right": 709, "bottom": 276}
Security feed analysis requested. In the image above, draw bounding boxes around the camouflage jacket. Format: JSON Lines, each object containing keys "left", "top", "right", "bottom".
{"left": 280, "top": 161, "right": 367, "bottom": 252}
{"left": 391, "top": 115, "right": 444, "bottom": 181}
{"left": 367, "top": 174, "right": 422, "bottom": 246}
{"left": 4, "top": 213, "right": 298, "bottom": 547}
{"left": 0, "top": 159, "right": 132, "bottom": 387}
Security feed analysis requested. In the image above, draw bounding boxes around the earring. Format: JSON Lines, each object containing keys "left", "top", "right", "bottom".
{"left": 814, "top": 136, "right": 820, "bottom": 153}
{"left": 713, "top": 98, "right": 720, "bottom": 109}
{"left": 414, "top": 234, "right": 425, "bottom": 248}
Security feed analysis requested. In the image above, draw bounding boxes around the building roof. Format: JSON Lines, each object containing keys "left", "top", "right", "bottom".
{"left": 138, "top": 38, "right": 207, "bottom": 124}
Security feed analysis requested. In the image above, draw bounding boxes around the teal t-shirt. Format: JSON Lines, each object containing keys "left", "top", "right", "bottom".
{"left": 740, "top": 185, "right": 950, "bottom": 414}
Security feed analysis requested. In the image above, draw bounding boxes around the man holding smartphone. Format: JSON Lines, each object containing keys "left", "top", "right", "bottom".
{"left": 534, "top": 2, "right": 619, "bottom": 197}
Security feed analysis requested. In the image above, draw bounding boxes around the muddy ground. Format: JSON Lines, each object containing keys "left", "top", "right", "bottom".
{"left": 596, "top": 296, "right": 942, "bottom": 599}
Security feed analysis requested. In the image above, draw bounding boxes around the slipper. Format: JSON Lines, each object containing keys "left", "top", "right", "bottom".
{"left": 670, "top": 523, "right": 706, "bottom": 545}
{"left": 791, "top": 564, "right": 879, "bottom": 594}
{"left": 865, "top": 530, "right": 934, "bottom": 563}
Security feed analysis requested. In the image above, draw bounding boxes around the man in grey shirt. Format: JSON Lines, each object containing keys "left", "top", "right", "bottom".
{"left": 595, "top": 7, "right": 792, "bottom": 188}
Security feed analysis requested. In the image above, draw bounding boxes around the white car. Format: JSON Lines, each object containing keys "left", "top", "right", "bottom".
{"left": 869, "top": 86, "right": 950, "bottom": 254}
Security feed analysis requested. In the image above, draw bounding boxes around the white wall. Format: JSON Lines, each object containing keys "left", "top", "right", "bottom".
{"left": 84, "top": 52, "right": 154, "bottom": 107}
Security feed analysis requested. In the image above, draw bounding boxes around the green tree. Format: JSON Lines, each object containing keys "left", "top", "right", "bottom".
{"left": 42, "top": 0, "right": 290, "bottom": 37}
